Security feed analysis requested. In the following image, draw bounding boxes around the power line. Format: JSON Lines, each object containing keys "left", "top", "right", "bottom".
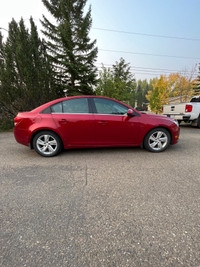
{"left": 92, "top": 27, "right": 200, "bottom": 42}
{"left": 98, "top": 48, "right": 200, "bottom": 60}
{"left": 96, "top": 63, "right": 198, "bottom": 74}
{"left": 96, "top": 67, "right": 198, "bottom": 77}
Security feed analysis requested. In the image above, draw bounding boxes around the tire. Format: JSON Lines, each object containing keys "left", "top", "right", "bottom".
{"left": 144, "top": 128, "right": 171, "bottom": 153}
{"left": 197, "top": 115, "right": 200, "bottom": 128}
{"left": 33, "top": 131, "right": 62, "bottom": 157}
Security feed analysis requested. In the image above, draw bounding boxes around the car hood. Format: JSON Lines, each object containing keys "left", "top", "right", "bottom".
{"left": 141, "top": 113, "right": 176, "bottom": 122}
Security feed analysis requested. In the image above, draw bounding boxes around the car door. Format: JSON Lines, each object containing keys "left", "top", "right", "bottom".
{"left": 92, "top": 98, "right": 140, "bottom": 146}
{"left": 51, "top": 97, "right": 95, "bottom": 147}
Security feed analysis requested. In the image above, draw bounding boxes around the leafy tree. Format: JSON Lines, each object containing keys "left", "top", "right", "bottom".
{"left": 41, "top": 0, "right": 98, "bottom": 96}
{"left": 146, "top": 72, "right": 196, "bottom": 113}
{"left": 0, "top": 18, "right": 61, "bottom": 116}
{"left": 148, "top": 86, "right": 161, "bottom": 114}
{"left": 96, "top": 58, "right": 136, "bottom": 106}
{"left": 95, "top": 67, "right": 115, "bottom": 97}
{"left": 146, "top": 76, "right": 169, "bottom": 113}
{"left": 168, "top": 73, "right": 194, "bottom": 101}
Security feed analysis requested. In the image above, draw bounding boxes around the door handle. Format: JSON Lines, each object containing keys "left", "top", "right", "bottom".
{"left": 97, "top": 121, "right": 108, "bottom": 125}
{"left": 59, "top": 119, "right": 67, "bottom": 124}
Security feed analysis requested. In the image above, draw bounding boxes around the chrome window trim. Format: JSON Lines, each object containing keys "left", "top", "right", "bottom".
{"left": 51, "top": 112, "right": 128, "bottom": 116}
{"left": 51, "top": 112, "right": 92, "bottom": 115}
{"left": 94, "top": 113, "right": 127, "bottom": 116}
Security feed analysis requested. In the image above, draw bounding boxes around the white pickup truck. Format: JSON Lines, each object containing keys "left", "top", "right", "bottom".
{"left": 162, "top": 96, "right": 200, "bottom": 128}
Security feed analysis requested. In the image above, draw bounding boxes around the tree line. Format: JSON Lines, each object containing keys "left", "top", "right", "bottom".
{"left": 0, "top": 0, "right": 199, "bottom": 129}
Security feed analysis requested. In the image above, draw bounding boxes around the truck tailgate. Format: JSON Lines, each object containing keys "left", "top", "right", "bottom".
{"left": 163, "top": 103, "right": 186, "bottom": 115}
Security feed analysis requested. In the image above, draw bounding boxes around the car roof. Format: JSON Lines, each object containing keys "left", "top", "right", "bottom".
{"left": 31, "top": 95, "right": 140, "bottom": 114}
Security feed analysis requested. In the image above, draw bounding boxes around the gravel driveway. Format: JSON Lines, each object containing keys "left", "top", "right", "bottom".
{"left": 0, "top": 126, "right": 200, "bottom": 266}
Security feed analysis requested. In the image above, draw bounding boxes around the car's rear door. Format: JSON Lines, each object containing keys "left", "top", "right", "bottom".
{"left": 51, "top": 97, "right": 95, "bottom": 147}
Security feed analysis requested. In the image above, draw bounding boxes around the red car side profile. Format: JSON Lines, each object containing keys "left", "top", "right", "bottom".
{"left": 14, "top": 96, "right": 180, "bottom": 157}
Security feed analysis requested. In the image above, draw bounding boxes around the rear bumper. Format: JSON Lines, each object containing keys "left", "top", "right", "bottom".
{"left": 163, "top": 114, "right": 191, "bottom": 121}
{"left": 14, "top": 127, "right": 30, "bottom": 147}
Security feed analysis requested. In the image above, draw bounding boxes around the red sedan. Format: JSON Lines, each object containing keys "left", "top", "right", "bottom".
{"left": 14, "top": 96, "right": 180, "bottom": 157}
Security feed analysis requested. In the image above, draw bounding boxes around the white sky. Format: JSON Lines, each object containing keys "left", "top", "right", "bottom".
{"left": 0, "top": 0, "right": 199, "bottom": 81}
{"left": 0, "top": 0, "right": 46, "bottom": 35}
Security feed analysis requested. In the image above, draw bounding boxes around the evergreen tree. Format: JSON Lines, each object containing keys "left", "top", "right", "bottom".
{"left": 96, "top": 58, "right": 136, "bottom": 106}
{"left": 135, "top": 80, "right": 151, "bottom": 110}
{"left": 0, "top": 18, "right": 61, "bottom": 115}
{"left": 112, "top": 58, "right": 134, "bottom": 83}
{"left": 41, "top": 0, "right": 98, "bottom": 96}
{"left": 136, "top": 83, "right": 143, "bottom": 110}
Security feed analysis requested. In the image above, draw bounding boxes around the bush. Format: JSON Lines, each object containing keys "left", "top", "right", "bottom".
{"left": 0, "top": 117, "right": 14, "bottom": 132}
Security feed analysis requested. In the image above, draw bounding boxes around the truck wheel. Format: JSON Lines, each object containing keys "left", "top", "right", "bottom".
{"left": 197, "top": 115, "right": 200, "bottom": 128}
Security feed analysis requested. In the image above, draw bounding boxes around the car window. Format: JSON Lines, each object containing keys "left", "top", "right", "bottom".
{"left": 93, "top": 98, "right": 129, "bottom": 115}
{"left": 51, "top": 102, "right": 63, "bottom": 113}
{"left": 40, "top": 107, "right": 51, "bottom": 114}
{"left": 63, "top": 98, "right": 89, "bottom": 114}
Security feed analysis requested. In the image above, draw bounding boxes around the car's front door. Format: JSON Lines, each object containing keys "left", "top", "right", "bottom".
{"left": 92, "top": 98, "right": 140, "bottom": 146}
{"left": 51, "top": 97, "right": 95, "bottom": 147}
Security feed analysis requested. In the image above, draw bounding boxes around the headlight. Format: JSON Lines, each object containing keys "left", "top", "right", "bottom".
{"left": 173, "top": 120, "right": 179, "bottom": 127}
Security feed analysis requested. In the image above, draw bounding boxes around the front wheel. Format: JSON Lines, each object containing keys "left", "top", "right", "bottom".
{"left": 33, "top": 131, "right": 62, "bottom": 157}
{"left": 144, "top": 128, "right": 171, "bottom": 152}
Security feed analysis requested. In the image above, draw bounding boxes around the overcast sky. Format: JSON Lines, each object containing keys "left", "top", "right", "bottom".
{"left": 0, "top": 0, "right": 200, "bottom": 81}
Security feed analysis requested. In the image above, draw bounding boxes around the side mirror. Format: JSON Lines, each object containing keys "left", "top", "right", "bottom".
{"left": 127, "top": 109, "right": 135, "bottom": 116}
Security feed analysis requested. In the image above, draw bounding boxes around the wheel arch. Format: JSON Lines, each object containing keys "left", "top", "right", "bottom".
{"left": 30, "top": 129, "right": 64, "bottom": 149}
{"left": 142, "top": 126, "right": 173, "bottom": 147}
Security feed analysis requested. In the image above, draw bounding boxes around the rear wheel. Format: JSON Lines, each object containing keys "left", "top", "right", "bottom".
{"left": 197, "top": 115, "right": 200, "bottom": 128}
{"left": 144, "top": 128, "right": 171, "bottom": 152}
{"left": 33, "top": 131, "right": 62, "bottom": 157}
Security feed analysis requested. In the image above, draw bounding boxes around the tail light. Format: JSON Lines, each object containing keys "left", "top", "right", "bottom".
{"left": 185, "top": 105, "right": 192, "bottom": 113}
{"left": 14, "top": 117, "right": 23, "bottom": 126}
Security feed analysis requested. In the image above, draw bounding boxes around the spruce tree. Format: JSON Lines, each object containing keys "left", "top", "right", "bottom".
{"left": 96, "top": 58, "right": 136, "bottom": 106}
{"left": 41, "top": 0, "right": 98, "bottom": 96}
{"left": 136, "top": 83, "right": 143, "bottom": 110}
{"left": 0, "top": 18, "right": 62, "bottom": 115}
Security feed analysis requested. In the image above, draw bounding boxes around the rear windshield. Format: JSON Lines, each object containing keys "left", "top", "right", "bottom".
{"left": 190, "top": 96, "right": 200, "bottom": 102}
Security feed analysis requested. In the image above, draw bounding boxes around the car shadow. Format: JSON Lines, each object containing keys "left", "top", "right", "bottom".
{"left": 61, "top": 146, "right": 144, "bottom": 156}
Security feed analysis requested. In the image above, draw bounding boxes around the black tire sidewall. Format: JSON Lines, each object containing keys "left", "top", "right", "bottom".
{"left": 144, "top": 128, "right": 171, "bottom": 153}
{"left": 197, "top": 115, "right": 200, "bottom": 128}
{"left": 33, "top": 131, "right": 62, "bottom": 157}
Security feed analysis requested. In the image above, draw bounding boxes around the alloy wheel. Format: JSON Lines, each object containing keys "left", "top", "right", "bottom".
{"left": 148, "top": 131, "right": 168, "bottom": 151}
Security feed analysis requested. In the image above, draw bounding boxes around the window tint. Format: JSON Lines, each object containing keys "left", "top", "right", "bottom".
{"left": 94, "top": 98, "right": 129, "bottom": 115}
{"left": 63, "top": 98, "right": 89, "bottom": 114}
{"left": 51, "top": 102, "right": 63, "bottom": 113}
{"left": 191, "top": 96, "right": 200, "bottom": 102}
{"left": 40, "top": 107, "right": 51, "bottom": 114}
